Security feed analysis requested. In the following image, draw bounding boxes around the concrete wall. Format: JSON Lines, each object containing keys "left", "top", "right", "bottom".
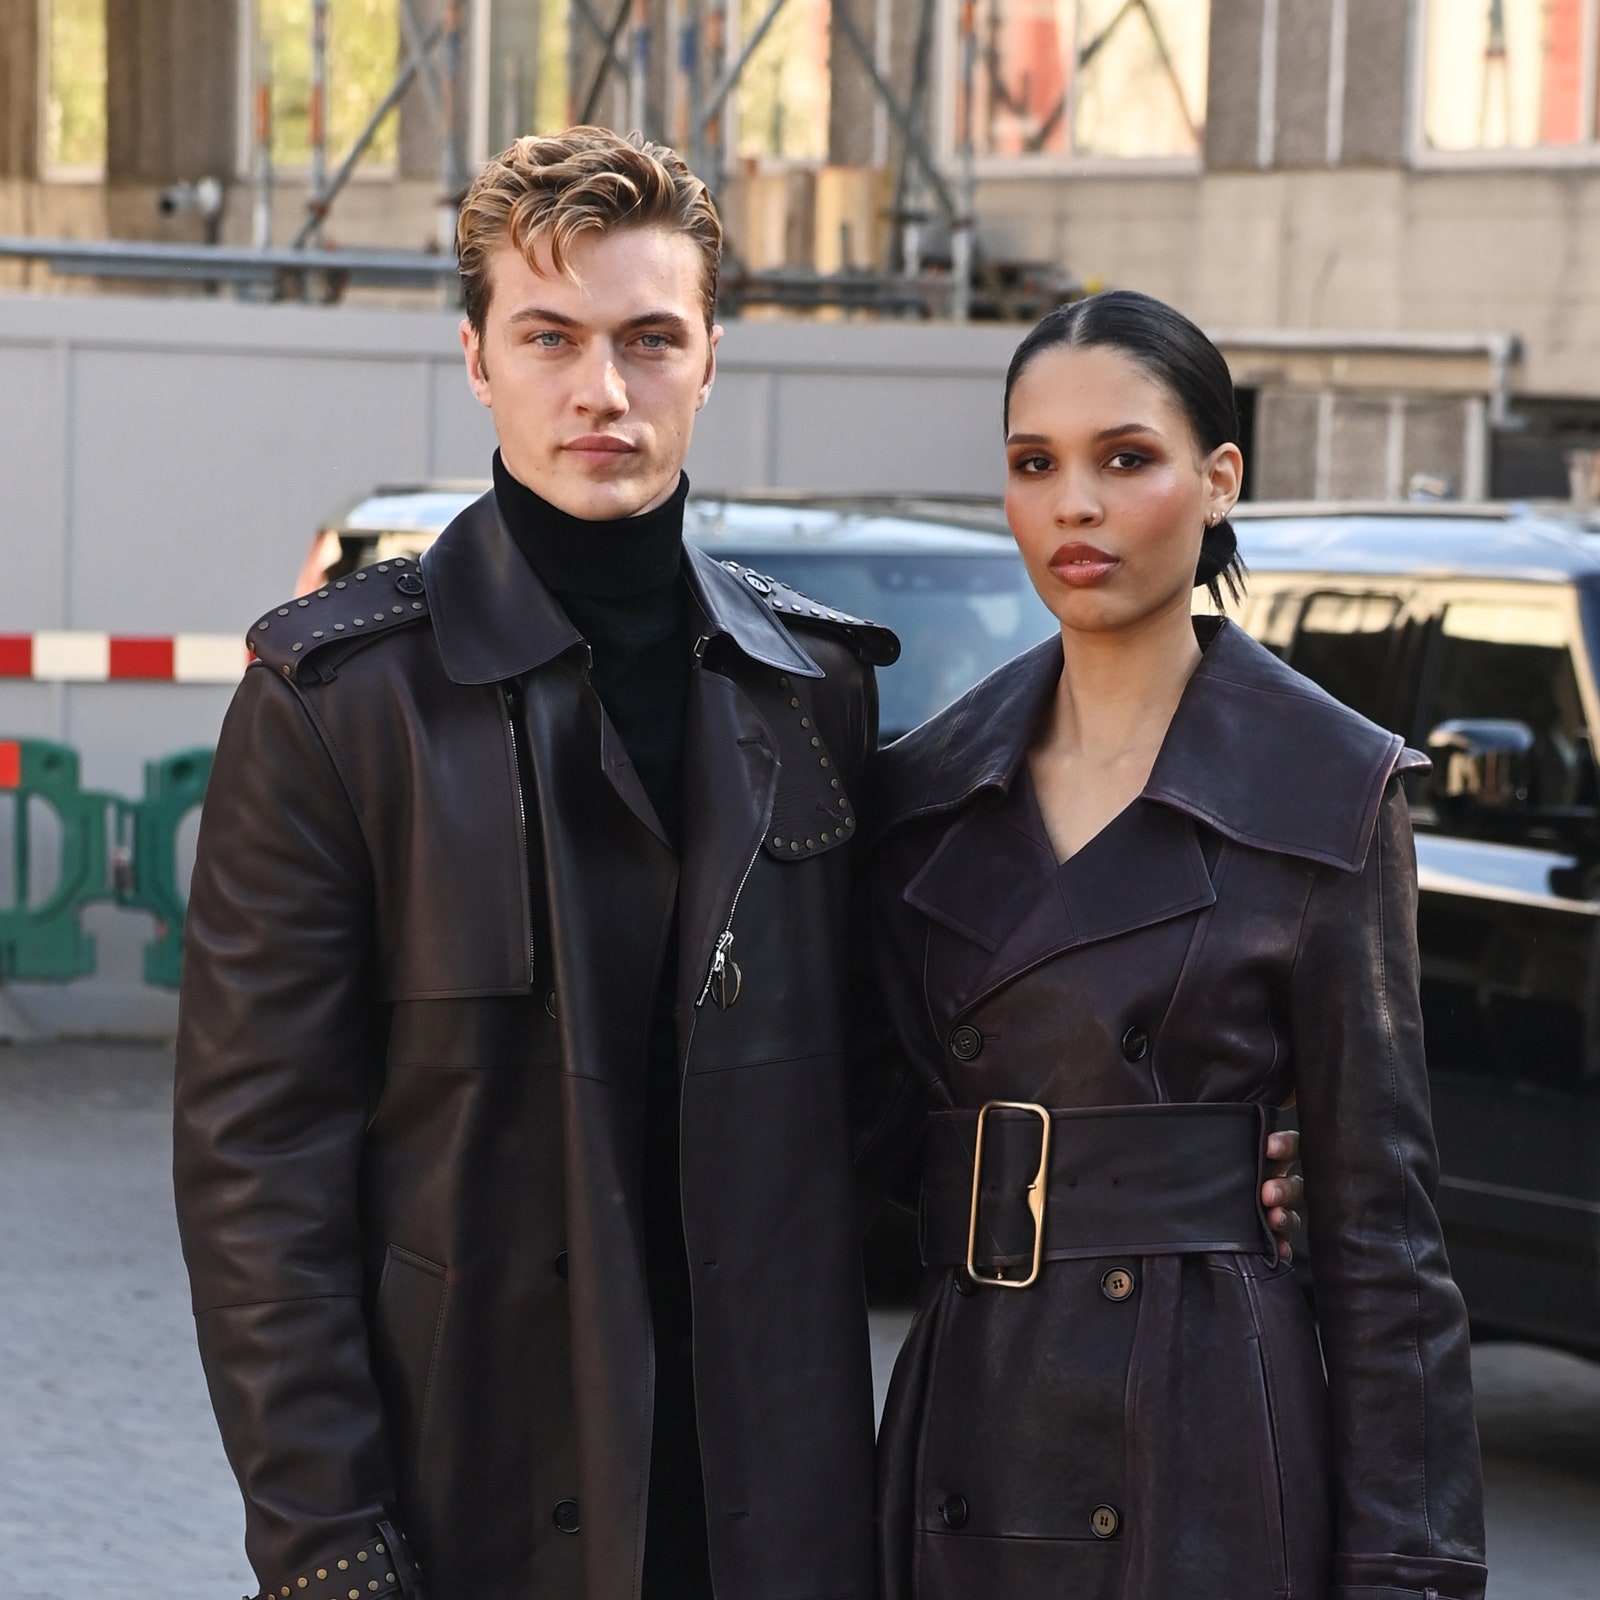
{"left": 973, "top": 164, "right": 1600, "bottom": 399}
{"left": 0, "top": 290, "right": 1022, "bottom": 1036}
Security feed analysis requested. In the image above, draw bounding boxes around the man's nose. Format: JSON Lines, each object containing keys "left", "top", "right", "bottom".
{"left": 575, "top": 344, "right": 628, "bottom": 417}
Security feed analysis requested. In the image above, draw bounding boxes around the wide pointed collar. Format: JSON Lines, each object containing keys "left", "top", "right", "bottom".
{"left": 874, "top": 615, "right": 1412, "bottom": 874}
{"left": 420, "top": 490, "right": 825, "bottom": 685}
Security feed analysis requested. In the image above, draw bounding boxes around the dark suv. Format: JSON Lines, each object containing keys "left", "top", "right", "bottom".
{"left": 1230, "top": 502, "right": 1600, "bottom": 1358}
{"left": 314, "top": 488, "right": 1600, "bottom": 1352}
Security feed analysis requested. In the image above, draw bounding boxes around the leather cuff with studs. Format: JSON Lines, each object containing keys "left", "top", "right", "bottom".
{"left": 249, "top": 1523, "right": 421, "bottom": 1600}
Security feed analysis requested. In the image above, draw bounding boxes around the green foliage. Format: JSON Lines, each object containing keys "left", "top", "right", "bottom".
{"left": 45, "top": 0, "right": 107, "bottom": 171}
{"left": 259, "top": 0, "right": 401, "bottom": 169}
{"left": 736, "top": 0, "right": 830, "bottom": 161}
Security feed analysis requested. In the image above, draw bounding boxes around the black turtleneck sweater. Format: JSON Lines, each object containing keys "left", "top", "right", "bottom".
{"left": 493, "top": 453, "right": 711, "bottom": 1596}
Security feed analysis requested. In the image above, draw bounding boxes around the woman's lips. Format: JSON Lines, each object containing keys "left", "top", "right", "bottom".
{"left": 1048, "top": 541, "right": 1120, "bottom": 587}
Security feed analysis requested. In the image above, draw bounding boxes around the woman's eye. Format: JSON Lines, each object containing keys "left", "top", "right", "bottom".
{"left": 1011, "top": 454, "right": 1051, "bottom": 475}
{"left": 1107, "top": 450, "right": 1149, "bottom": 470}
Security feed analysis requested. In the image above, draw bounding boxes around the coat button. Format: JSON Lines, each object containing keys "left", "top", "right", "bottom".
{"left": 554, "top": 1251, "right": 568, "bottom": 1280}
{"left": 938, "top": 1495, "right": 969, "bottom": 1529}
{"left": 395, "top": 573, "right": 424, "bottom": 596}
{"left": 949, "top": 1025, "right": 983, "bottom": 1061}
{"left": 1120, "top": 1025, "right": 1149, "bottom": 1062}
{"left": 1101, "top": 1266, "right": 1136, "bottom": 1302}
{"left": 1090, "top": 1504, "right": 1119, "bottom": 1538}
{"left": 953, "top": 1266, "right": 979, "bottom": 1297}
{"left": 552, "top": 1499, "right": 580, "bottom": 1534}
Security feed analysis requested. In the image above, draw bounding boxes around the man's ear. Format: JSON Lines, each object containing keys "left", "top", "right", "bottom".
{"left": 461, "top": 318, "right": 492, "bottom": 407}
{"left": 696, "top": 323, "right": 723, "bottom": 412}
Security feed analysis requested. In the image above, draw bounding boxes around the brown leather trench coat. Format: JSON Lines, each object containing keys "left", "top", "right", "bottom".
{"left": 867, "top": 617, "right": 1487, "bottom": 1600}
{"left": 173, "top": 492, "right": 900, "bottom": 1600}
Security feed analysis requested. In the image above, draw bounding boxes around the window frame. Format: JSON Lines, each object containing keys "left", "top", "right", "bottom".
{"left": 936, "top": 0, "right": 1208, "bottom": 179}
{"left": 1410, "top": 0, "right": 1600, "bottom": 171}
{"left": 233, "top": 0, "right": 405, "bottom": 182}
{"left": 37, "top": 0, "right": 107, "bottom": 182}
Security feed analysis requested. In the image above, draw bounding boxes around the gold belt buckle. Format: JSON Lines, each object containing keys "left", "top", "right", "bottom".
{"left": 966, "top": 1100, "right": 1051, "bottom": 1289}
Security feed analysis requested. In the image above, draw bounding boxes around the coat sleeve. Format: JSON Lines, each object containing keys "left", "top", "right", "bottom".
{"left": 173, "top": 664, "right": 422, "bottom": 1599}
{"left": 1290, "top": 778, "right": 1487, "bottom": 1600}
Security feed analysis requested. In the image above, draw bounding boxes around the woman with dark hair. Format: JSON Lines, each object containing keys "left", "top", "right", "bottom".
{"left": 869, "top": 290, "right": 1486, "bottom": 1600}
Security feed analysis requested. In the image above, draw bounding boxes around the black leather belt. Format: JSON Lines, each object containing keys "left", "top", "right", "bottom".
{"left": 920, "top": 1101, "right": 1274, "bottom": 1287}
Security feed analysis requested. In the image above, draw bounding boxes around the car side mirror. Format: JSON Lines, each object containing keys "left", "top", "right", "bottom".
{"left": 1426, "top": 719, "right": 1536, "bottom": 811}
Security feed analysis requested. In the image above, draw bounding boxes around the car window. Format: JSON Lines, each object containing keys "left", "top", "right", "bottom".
{"left": 715, "top": 550, "right": 1057, "bottom": 738}
{"left": 1420, "top": 598, "right": 1596, "bottom": 810}
{"left": 1286, "top": 592, "right": 1403, "bottom": 725}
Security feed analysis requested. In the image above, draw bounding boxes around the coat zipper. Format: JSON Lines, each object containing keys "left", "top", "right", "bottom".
{"left": 502, "top": 686, "right": 537, "bottom": 984}
{"left": 695, "top": 834, "right": 763, "bottom": 1009}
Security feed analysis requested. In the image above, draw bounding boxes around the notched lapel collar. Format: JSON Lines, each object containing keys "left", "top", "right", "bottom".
{"left": 904, "top": 801, "right": 1056, "bottom": 953}
{"left": 962, "top": 801, "right": 1216, "bottom": 1010}
{"left": 423, "top": 491, "right": 583, "bottom": 685}
{"left": 1146, "top": 618, "right": 1408, "bottom": 873}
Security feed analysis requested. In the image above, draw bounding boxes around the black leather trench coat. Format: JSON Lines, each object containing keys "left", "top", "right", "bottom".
{"left": 868, "top": 618, "right": 1487, "bottom": 1600}
{"left": 173, "top": 493, "right": 900, "bottom": 1600}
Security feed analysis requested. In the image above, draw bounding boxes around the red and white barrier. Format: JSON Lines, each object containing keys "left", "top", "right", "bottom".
{"left": 0, "top": 633, "right": 249, "bottom": 683}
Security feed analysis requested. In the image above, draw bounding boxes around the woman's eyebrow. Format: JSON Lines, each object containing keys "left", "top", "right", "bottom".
{"left": 1093, "top": 422, "right": 1162, "bottom": 443}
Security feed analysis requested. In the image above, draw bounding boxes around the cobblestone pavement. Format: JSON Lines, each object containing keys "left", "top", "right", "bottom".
{"left": 3, "top": 1043, "right": 1597, "bottom": 1598}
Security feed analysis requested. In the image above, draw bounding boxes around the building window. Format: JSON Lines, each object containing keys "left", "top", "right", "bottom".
{"left": 42, "top": 0, "right": 107, "bottom": 173}
{"left": 1421, "top": 0, "right": 1600, "bottom": 155}
{"left": 254, "top": 0, "right": 401, "bottom": 170}
{"left": 735, "top": 0, "right": 832, "bottom": 161}
{"left": 964, "top": 0, "right": 1208, "bottom": 161}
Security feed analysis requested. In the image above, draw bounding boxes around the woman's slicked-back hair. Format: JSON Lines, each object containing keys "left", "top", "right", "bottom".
{"left": 1003, "top": 290, "right": 1246, "bottom": 606}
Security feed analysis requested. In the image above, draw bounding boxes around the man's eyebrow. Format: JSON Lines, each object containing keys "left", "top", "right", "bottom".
{"left": 503, "top": 305, "right": 583, "bottom": 329}
{"left": 618, "top": 311, "right": 693, "bottom": 335}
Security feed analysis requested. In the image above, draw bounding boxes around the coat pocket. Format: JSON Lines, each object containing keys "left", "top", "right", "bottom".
{"left": 372, "top": 1244, "right": 449, "bottom": 1477}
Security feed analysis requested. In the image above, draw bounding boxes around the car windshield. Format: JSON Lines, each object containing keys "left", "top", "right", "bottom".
{"left": 707, "top": 547, "right": 1056, "bottom": 738}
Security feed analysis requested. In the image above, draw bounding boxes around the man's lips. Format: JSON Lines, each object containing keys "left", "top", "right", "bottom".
{"left": 564, "top": 434, "right": 636, "bottom": 458}
{"left": 1048, "top": 541, "right": 1120, "bottom": 587}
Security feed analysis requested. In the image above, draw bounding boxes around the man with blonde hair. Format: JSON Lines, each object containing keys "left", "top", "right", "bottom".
{"left": 174, "top": 126, "right": 1301, "bottom": 1600}
{"left": 174, "top": 126, "right": 901, "bottom": 1600}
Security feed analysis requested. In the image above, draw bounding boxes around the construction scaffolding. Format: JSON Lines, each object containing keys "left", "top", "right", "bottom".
{"left": 4, "top": 0, "right": 1098, "bottom": 321}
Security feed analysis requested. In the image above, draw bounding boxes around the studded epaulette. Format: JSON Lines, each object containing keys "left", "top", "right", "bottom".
{"left": 248, "top": 557, "right": 430, "bottom": 680}
{"left": 719, "top": 562, "right": 901, "bottom": 668}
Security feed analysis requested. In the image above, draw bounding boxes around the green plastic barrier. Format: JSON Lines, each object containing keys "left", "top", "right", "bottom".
{"left": 0, "top": 739, "right": 115, "bottom": 981}
{"left": 115, "top": 747, "right": 213, "bottom": 989}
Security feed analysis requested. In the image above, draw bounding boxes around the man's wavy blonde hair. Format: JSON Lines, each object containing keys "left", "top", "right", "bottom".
{"left": 457, "top": 127, "right": 722, "bottom": 338}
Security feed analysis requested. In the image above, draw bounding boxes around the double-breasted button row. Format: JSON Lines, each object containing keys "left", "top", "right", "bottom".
{"left": 949, "top": 1024, "right": 983, "bottom": 1061}
{"left": 934, "top": 1495, "right": 1121, "bottom": 1539}
{"left": 1101, "top": 1266, "right": 1136, "bottom": 1301}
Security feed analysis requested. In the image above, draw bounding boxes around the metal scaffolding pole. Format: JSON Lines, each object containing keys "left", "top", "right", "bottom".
{"left": 307, "top": 0, "right": 330, "bottom": 244}
{"left": 252, "top": 43, "right": 274, "bottom": 249}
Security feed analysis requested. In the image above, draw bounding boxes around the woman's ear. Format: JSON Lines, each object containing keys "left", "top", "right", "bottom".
{"left": 1204, "top": 441, "right": 1244, "bottom": 522}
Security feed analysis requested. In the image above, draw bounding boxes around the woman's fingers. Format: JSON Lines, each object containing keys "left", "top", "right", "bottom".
{"left": 1264, "top": 1127, "right": 1300, "bottom": 1170}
